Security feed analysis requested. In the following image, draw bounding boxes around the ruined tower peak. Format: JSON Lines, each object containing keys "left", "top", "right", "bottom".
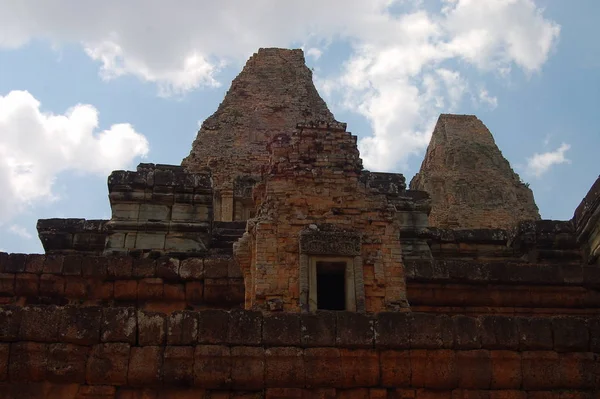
{"left": 410, "top": 113, "right": 540, "bottom": 229}
{"left": 182, "top": 47, "right": 338, "bottom": 221}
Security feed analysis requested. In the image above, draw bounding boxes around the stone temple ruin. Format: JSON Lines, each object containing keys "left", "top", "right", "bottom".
{"left": 1, "top": 48, "right": 599, "bottom": 398}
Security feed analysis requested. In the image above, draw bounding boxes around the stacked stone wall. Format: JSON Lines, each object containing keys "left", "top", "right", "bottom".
{"left": 0, "top": 307, "right": 598, "bottom": 398}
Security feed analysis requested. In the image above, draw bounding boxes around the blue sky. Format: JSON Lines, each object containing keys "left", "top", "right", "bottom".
{"left": 0, "top": 0, "right": 598, "bottom": 254}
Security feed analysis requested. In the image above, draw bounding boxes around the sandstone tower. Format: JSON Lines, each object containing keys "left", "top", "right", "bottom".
{"left": 182, "top": 48, "right": 337, "bottom": 222}
{"left": 410, "top": 114, "right": 541, "bottom": 229}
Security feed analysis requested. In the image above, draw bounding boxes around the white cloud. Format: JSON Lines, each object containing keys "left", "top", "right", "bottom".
{"left": 525, "top": 143, "right": 571, "bottom": 177}
{"left": 0, "top": 0, "right": 560, "bottom": 170}
{"left": 478, "top": 89, "right": 498, "bottom": 109}
{"left": 8, "top": 225, "right": 33, "bottom": 240}
{"left": 0, "top": 90, "right": 149, "bottom": 223}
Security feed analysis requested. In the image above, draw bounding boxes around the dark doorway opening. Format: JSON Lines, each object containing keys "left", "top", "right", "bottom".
{"left": 316, "top": 261, "right": 346, "bottom": 310}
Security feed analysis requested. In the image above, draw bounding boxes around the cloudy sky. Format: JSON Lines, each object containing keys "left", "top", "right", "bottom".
{"left": 0, "top": 0, "right": 598, "bottom": 254}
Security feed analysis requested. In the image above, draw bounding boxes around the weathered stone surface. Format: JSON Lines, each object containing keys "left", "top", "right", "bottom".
{"left": 410, "top": 114, "right": 540, "bottom": 229}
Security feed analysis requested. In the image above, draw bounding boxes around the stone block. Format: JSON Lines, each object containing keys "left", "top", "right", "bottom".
{"left": 559, "top": 352, "right": 598, "bottom": 389}
{"left": 228, "top": 309, "right": 262, "bottom": 345}
{"left": 265, "top": 388, "right": 304, "bottom": 399}
{"left": 9, "top": 342, "right": 48, "bottom": 381}
{"left": 20, "top": 305, "right": 62, "bottom": 342}
{"left": 76, "top": 385, "right": 117, "bottom": 399}
{"left": 456, "top": 350, "right": 491, "bottom": 389}
{"left": 0, "top": 343, "right": 7, "bottom": 381}
{"left": 304, "top": 347, "right": 342, "bottom": 387}
{"left": 411, "top": 350, "right": 457, "bottom": 389}
{"left": 64, "top": 276, "right": 89, "bottom": 298}
{"left": 165, "top": 235, "right": 207, "bottom": 253}
{"left": 59, "top": 306, "right": 102, "bottom": 345}
{"left": 25, "top": 254, "right": 45, "bottom": 274}
{"left": 193, "top": 345, "right": 231, "bottom": 388}
{"left": 263, "top": 313, "right": 301, "bottom": 346}
{"left": 43, "top": 254, "right": 64, "bottom": 274}
{"left": 0, "top": 273, "right": 14, "bottom": 296}
{"left": 0, "top": 306, "right": 22, "bottom": 341}
{"left": 374, "top": 312, "right": 411, "bottom": 349}
{"left": 453, "top": 316, "right": 482, "bottom": 349}
{"left": 300, "top": 311, "right": 336, "bottom": 347}
{"left": 128, "top": 346, "right": 163, "bottom": 386}
{"left": 179, "top": 258, "right": 204, "bottom": 280}
{"left": 336, "top": 312, "right": 374, "bottom": 348}
{"left": 46, "top": 343, "right": 89, "bottom": 383}
{"left": 88, "top": 280, "right": 114, "bottom": 300}
{"left": 4, "top": 253, "right": 27, "bottom": 273}
{"left": 15, "top": 273, "right": 39, "bottom": 296}
{"left": 411, "top": 313, "right": 453, "bottom": 349}
{"left": 39, "top": 274, "right": 66, "bottom": 297}
{"left": 63, "top": 256, "right": 83, "bottom": 275}
{"left": 516, "top": 317, "right": 553, "bottom": 350}
{"left": 380, "top": 350, "right": 411, "bottom": 387}
{"left": 203, "top": 278, "right": 229, "bottom": 304}
{"left": 138, "top": 310, "right": 167, "bottom": 346}
{"left": 102, "top": 307, "right": 137, "bottom": 344}
{"left": 114, "top": 280, "right": 139, "bottom": 301}
{"left": 86, "top": 343, "right": 130, "bottom": 385}
{"left": 204, "top": 257, "right": 230, "bottom": 279}
{"left": 589, "top": 317, "right": 600, "bottom": 352}
{"left": 133, "top": 258, "right": 156, "bottom": 278}
{"left": 198, "top": 309, "right": 230, "bottom": 344}
{"left": 163, "top": 346, "right": 194, "bottom": 386}
{"left": 479, "top": 316, "right": 519, "bottom": 350}
{"left": 107, "top": 256, "right": 133, "bottom": 279}
{"left": 167, "top": 311, "right": 198, "bottom": 345}
{"left": 138, "top": 278, "right": 164, "bottom": 300}
{"left": 82, "top": 257, "right": 108, "bottom": 277}
{"left": 521, "top": 351, "right": 561, "bottom": 390}
{"left": 552, "top": 316, "right": 589, "bottom": 352}
{"left": 339, "top": 349, "right": 379, "bottom": 388}
{"left": 230, "top": 346, "right": 265, "bottom": 390}
{"left": 157, "top": 257, "right": 180, "bottom": 280}
{"left": 111, "top": 203, "right": 140, "bottom": 220}
{"left": 185, "top": 281, "right": 204, "bottom": 304}
{"left": 265, "top": 347, "right": 305, "bottom": 388}
{"left": 136, "top": 233, "right": 166, "bottom": 250}
{"left": 489, "top": 351, "right": 521, "bottom": 389}
{"left": 139, "top": 204, "right": 170, "bottom": 221}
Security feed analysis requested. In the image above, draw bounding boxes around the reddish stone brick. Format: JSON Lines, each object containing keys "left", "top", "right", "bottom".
{"left": 380, "top": 350, "right": 410, "bottom": 387}
{"left": 193, "top": 345, "right": 231, "bottom": 388}
{"left": 128, "top": 346, "right": 163, "bottom": 387}
{"left": 0, "top": 273, "right": 15, "bottom": 296}
{"left": 9, "top": 342, "right": 48, "bottom": 381}
{"left": 451, "top": 390, "right": 490, "bottom": 399}
{"left": 63, "top": 255, "right": 83, "bottom": 275}
{"left": 82, "top": 257, "right": 108, "bottom": 278}
{"left": 185, "top": 281, "right": 204, "bottom": 304}
{"left": 64, "top": 277, "right": 89, "bottom": 298}
{"left": 411, "top": 314, "right": 453, "bottom": 349}
{"left": 88, "top": 280, "right": 114, "bottom": 300}
{"left": 44, "top": 382, "right": 81, "bottom": 399}
{"left": 337, "top": 389, "right": 370, "bottom": 399}
{"left": 369, "top": 389, "right": 388, "bottom": 399}
{"left": 15, "top": 273, "right": 39, "bottom": 296}
{"left": 156, "top": 388, "right": 207, "bottom": 399}
{"left": 43, "top": 255, "right": 64, "bottom": 274}
{"left": 558, "top": 352, "right": 598, "bottom": 389}
{"left": 204, "top": 278, "right": 229, "bottom": 304}
{"left": 453, "top": 316, "right": 482, "bottom": 349}
{"left": 40, "top": 274, "right": 66, "bottom": 297}
{"left": 163, "top": 346, "right": 194, "bottom": 385}
{"left": 4, "top": 253, "right": 27, "bottom": 273}
{"left": 552, "top": 316, "right": 589, "bottom": 352}
{"left": 20, "top": 305, "right": 62, "bottom": 342}
{"left": 265, "top": 347, "right": 304, "bottom": 388}
{"left": 266, "top": 388, "right": 303, "bottom": 399}
{"left": 490, "top": 351, "right": 521, "bottom": 389}
{"left": 228, "top": 309, "right": 262, "bottom": 345}
{"left": 179, "top": 258, "right": 203, "bottom": 280}
{"left": 304, "top": 347, "right": 342, "bottom": 387}
{"left": 46, "top": 343, "right": 89, "bottom": 383}
{"left": 301, "top": 389, "right": 337, "bottom": 399}
{"left": 107, "top": 256, "right": 134, "bottom": 279}
{"left": 488, "top": 391, "right": 526, "bottom": 399}
{"left": 203, "top": 257, "right": 228, "bottom": 279}
{"left": 59, "top": 306, "right": 102, "bottom": 345}
{"left": 300, "top": 311, "right": 336, "bottom": 347}
{"left": 156, "top": 257, "right": 180, "bottom": 281}
{"left": 102, "top": 307, "right": 137, "bottom": 344}
{"left": 25, "top": 254, "right": 45, "bottom": 274}
{"left": 456, "top": 350, "right": 491, "bottom": 389}
{"left": 86, "top": 343, "right": 130, "bottom": 385}
{"left": 336, "top": 312, "right": 374, "bottom": 348}
{"left": 516, "top": 318, "right": 553, "bottom": 351}
{"left": 133, "top": 258, "right": 157, "bottom": 278}
{"left": 198, "top": 309, "right": 229, "bottom": 344}
{"left": 138, "top": 310, "right": 167, "bottom": 346}
{"left": 164, "top": 283, "right": 185, "bottom": 301}
{"left": 0, "top": 306, "right": 22, "bottom": 342}
{"left": 393, "top": 390, "right": 417, "bottom": 399}
{"left": 76, "top": 385, "right": 117, "bottom": 399}
{"left": 167, "top": 310, "right": 198, "bottom": 345}
{"left": 340, "top": 349, "right": 379, "bottom": 388}
{"left": 116, "top": 388, "right": 159, "bottom": 399}
{"left": 263, "top": 313, "right": 301, "bottom": 346}
{"left": 0, "top": 343, "right": 9, "bottom": 381}
{"left": 521, "top": 351, "right": 560, "bottom": 390}
{"left": 414, "top": 390, "right": 452, "bottom": 399}
{"left": 411, "top": 350, "right": 457, "bottom": 390}
{"left": 375, "top": 312, "right": 411, "bottom": 349}
{"left": 114, "top": 280, "right": 139, "bottom": 301}
{"left": 138, "top": 278, "right": 164, "bottom": 300}
{"left": 230, "top": 346, "right": 265, "bottom": 390}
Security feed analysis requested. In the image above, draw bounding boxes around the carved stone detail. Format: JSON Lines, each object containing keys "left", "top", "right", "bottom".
{"left": 299, "top": 231, "right": 361, "bottom": 256}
